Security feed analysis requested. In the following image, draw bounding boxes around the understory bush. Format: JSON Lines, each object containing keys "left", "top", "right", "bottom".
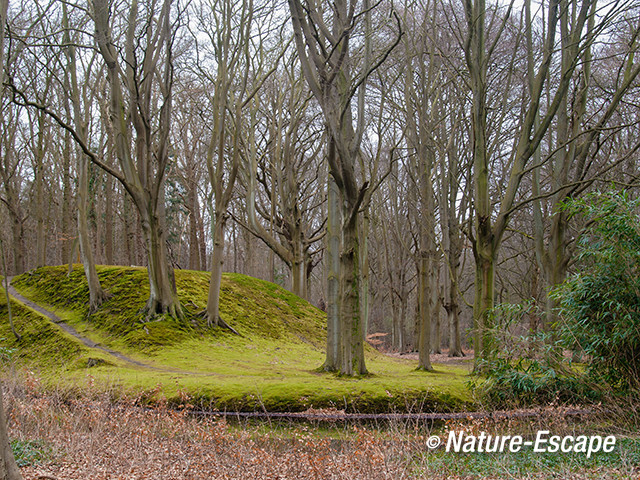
{"left": 554, "top": 190, "right": 640, "bottom": 390}
{"left": 476, "top": 190, "right": 640, "bottom": 405}
{"left": 472, "top": 302, "right": 598, "bottom": 406}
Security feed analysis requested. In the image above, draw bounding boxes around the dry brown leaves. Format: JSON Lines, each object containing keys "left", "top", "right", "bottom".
{"left": 6, "top": 381, "right": 419, "bottom": 480}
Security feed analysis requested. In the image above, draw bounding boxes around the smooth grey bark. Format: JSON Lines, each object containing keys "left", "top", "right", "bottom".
{"left": 324, "top": 159, "right": 340, "bottom": 371}
{"left": 63, "top": 3, "right": 106, "bottom": 311}
{"left": 440, "top": 136, "right": 466, "bottom": 357}
{"left": 93, "top": 0, "right": 182, "bottom": 318}
{"left": 287, "top": 0, "right": 396, "bottom": 375}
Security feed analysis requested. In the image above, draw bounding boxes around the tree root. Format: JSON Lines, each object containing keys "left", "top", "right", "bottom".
{"left": 88, "top": 289, "right": 113, "bottom": 314}
{"left": 196, "top": 310, "right": 241, "bottom": 336}
{"left": 141, "top": 296, "right": 184, "bottom": 322}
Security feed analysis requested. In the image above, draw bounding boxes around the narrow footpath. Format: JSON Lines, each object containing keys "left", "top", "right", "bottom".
{"left": 5, "top": 278, "right": 218, "bottom": 375}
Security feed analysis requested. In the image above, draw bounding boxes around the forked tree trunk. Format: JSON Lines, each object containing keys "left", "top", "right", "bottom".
{"left": 64, "top": 3, "right": 107, "bottom": 311}
{"left": 93, "top": 0, "right": 182, "bottom": 318}
{"left": 139, "top": 204, "right": 181, "bottom": 318}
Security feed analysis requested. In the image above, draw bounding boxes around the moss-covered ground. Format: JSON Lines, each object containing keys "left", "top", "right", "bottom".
{"left": 1, "top": 266, "right": 474, "bottom": 413}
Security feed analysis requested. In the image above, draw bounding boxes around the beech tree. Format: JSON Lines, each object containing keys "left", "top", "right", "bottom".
{"left": 244, "top": 56, "right": 325, "bottom": 300}
{"left": 92, "top": 0, "right": 182, "bottom": 317}
{"left": 288, "top": 0, "right": 400, "bottom": 375}
{"left": 189, "top": 0, "right": 279, "bottom": 327}
{"left": 0, "top": 102, "right": 24, "bottom": 275}
{"left": 532, "top": 0, "right": 640, "bottom": 330}
{"left": 462, "top": 0, "right": 597, "bottom": 364}
{"left": 62, "top": 2, "right": 107, "bottom": 310}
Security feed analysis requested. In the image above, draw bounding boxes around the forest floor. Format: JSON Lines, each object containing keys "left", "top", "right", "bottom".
{"left": 387, "top": 348, "right": 475, "bottom": 366}
{"left": 7, "top": 373, "right": 639, "bottom": 480}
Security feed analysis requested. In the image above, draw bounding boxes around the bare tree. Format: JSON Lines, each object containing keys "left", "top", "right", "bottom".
{"left": 461, "top": 0, "right": 597, "bottom": 364}
{"left": 532, "top": 0, "right": 640, "bottom": 330}
{"left": 288, "top": 0, "right": 399, "bottom": 375}
{"left": 93, "top": 0, "right": 182, "bottom": 317}
{"left": 62, "top": 2, "right": 107, "bottom": 310}
{"left": 189, "top": 0, "right": 276, "bottom": 328}
{"left": 244, "top": 56, "right": 325, "bottom": 300}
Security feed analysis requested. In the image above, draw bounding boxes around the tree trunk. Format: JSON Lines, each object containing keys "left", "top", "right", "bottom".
{"left": 187, "top": 180, "right": 200, "bottom": 271}
{"left": 391, "top": 293, "right": 400, "bottom": 351}
{"left": 139, "top": 202, "right": 181, "bottom": 318}
{"left": 207, "top": 214, "right": 226, "bottom": 326}
{"left": 0, "top": 2, "right": 22, "bottom": 471}
{"left": 324, "top": 170, "right": 340, "bottom": 371}
{"left": 197, "top": 202, "right": 207, "bottom": 272}
{"left": 61, "top": 131, "right": 73, "bottom": 265}
{"left": 93, "top": 0, "right": 182, "bottom": 318}
{"left": 473, "top": 243, "right": 495, "bottom": 364}
{"left": 123, "top": 193, "right": 135, "bottom": 265}
{"left": 448, "top": 306, "right": 464, "bottom": 357}
{"left": 77, "top": 153, "right": 107, "bottom": 311}
{"left": 104, "top": 173, "right": 114, "bottom": 265}
{"left": 432, "top": 276, "right": 442, "bottom": 354}
{"left": 63, "top": 5, "right": 107, "bottom": 309}
{"left": 291, "top": 257, "right": 306, "bottom": 299}
{"left": 9, "top": 206, "right": 24, "bottom": 276}
{"left": 34, "top": 112, "right": 46, "bottom": 268}
{"left": 339, "top": 211, "right": 367, "bottom": 375}
{"left": 417, "top": 250, "right": 433, "bottom": 371}
{"left": 0, "top": 383, "right": 21, "bottom": 480}
{"left": 359, "top": 206, "right": 370, "bottom": 341}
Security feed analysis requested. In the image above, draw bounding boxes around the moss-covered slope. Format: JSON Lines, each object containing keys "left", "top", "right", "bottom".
{"left": 2, "top": 266, "right": 473, "bottom": 413}
{"left": 12, "top": 266, "right": 326, "bottom": 351}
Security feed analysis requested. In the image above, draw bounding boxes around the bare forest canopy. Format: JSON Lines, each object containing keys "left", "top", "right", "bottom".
{"left": 1, "top": 0, "right": 640, "bottom": 378}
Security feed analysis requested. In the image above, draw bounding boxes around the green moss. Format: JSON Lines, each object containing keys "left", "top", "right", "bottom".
{"left": 0, "top": 283, "right": 113, "bottom": 372}
{"left": 5, "top": 265, "right": 474, "bottom": 413}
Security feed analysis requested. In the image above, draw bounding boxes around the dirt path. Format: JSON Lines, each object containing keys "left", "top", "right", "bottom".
{"left": 388, "top": 349, "right": 474, "bottom": 367}
{"left": 5, "top": 278, "right": 221, "bottom": 376}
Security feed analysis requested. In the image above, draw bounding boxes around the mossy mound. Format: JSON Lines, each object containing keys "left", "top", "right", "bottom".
{"left": 4, "top": 266, "right": 473, "bottom": 413}
{"left": 0, "top": 278, "right": 112, "bottom": 370}
{"left": 11, "top": 266, "right": 326, "bottom": 353}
